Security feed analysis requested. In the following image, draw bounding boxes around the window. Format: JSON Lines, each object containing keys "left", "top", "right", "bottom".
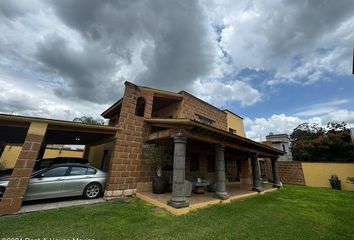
{"left": 135, "top": 97, "right": 146, "bottom": 117}
{"left": 87, "top": 168, "right": 97, "bottom": 175}
{"left": 190, "top": 153, "right": 200, "bottom": 172}
{"left": 195, "top": 114, "right": 214, "bottom": 125}
{"left": 282, "top": 144, "right": 286, "bottom": 153}
{"left": 69, "top": 167, "right": 88, "bottom": 176}
{"left": 229, "top": 128, "right": 237, "bottom": 135}
{"left": 207, "top": 155, "right": 215, "bottom": 172}
{"left": 43, "top": 167, "right": 69, "bottom": 177}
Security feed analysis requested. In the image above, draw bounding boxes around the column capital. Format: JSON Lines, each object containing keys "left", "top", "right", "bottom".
{"left": 271, "top": 156, "right": 279, "bottom": 162}
{"left": 214, "top": 144, "right": 225, "bottom": 152}
{"left": 173, "top": 132, "right": 187, "bottom": 143}
{"left": 248, "top": 152, "right": 258, "bottom": 158}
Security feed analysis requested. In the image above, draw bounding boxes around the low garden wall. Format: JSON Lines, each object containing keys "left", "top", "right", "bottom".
{"left": 266, "top": 160, "right": 305, "bottom": 185}
{"left": 302, "top": 162, "right": 354, "bottom": 191}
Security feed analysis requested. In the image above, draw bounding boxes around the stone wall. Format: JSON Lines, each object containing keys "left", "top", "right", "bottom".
{"left": 105, "top": 82, "right": 155, "bottom": 197}
{"left": 266, "top": 159, "right": 305, "bottom": 185}
{"left": 180, "top": 92, "right": 227, "bottom": 131}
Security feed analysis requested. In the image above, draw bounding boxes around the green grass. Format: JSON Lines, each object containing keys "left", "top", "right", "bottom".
{"left": 1, "top": 185, "right": 353, "bottom": 240}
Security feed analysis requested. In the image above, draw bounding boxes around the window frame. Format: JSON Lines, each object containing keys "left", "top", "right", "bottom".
{"left": 42, "top": 166, "right": 70, "bottom": 178}
{"left": 69, "top": 166, "right": 89, "bottom": 176}
{"left": 190, "top": 153, "right": 200, "bottom": 172}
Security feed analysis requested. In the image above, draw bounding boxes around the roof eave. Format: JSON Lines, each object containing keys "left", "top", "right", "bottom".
{"left": 145, "top": 118, "right": 284, "bottom": 155}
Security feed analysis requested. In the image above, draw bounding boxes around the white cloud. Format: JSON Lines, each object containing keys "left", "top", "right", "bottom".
{"left": 191, "top": 79, "right": 261, "bottom": 107}
{"left": 294, "top": 99, "right": 351, "bottom": 117}
{"left": 0, "top": 75, "right": 108, "bottom": 120}
{"left": 245, "top": 114, "right": 306, "bottom": 141}
{"left": 209, "top": 0, "right": 354, "bottom": 85}
{"left": 0, "top": 0, "right": 353, "bottom": 123}
{"left": 245, "top": 110, "right": 354, "bottom": 141}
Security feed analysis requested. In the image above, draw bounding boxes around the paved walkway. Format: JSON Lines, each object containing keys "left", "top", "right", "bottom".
{"left": 137, "top": 183, "right": 278, "bottom": 216}
{"left": 20, "top": 197, "right": 105, "bottom": 213}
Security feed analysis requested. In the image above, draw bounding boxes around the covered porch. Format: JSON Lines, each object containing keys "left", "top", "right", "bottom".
{"left": 137, "top": 183, "right": 277, "bottom": 215}
{"left": 143, "top": 118, "right": 284, "bottom": 211}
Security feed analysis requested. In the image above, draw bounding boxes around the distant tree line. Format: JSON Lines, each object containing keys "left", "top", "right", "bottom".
{"left": 290, "top": 122, "right": 354, "bottom": 162}
{"left": 73, "top": 116, "right": 104, "bottom": 125}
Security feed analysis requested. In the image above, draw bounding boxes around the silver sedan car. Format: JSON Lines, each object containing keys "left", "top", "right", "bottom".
{"left": 0, "top": 164, "right": 107, "bottom": 201}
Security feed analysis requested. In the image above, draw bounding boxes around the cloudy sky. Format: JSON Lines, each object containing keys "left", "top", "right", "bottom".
{"left": 1, "top": 0, "right": 354, "bottom": 140}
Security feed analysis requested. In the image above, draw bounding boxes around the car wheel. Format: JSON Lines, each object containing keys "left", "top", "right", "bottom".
{"left": 83, "top": 183, "right": 102, "bottom": 199}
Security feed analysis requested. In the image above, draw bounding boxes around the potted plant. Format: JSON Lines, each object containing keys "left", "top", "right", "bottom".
{"left": 329, "top": 174, "right": 341, "bottom": 190}
{"left": 346, "top": 176, "right": 354, "bottom": 184}
{"left": 144, "top": 143, "right": 173, "bottom": 194}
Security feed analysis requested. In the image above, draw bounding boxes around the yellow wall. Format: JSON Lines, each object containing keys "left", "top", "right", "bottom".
{"left": 87, "top": 144, "right": 105, "bottom": 169}
{"left": 302, "top": 162, "right": 354, "bottom": 191}
{"left": 224, "top": 111, "right": 245, "bottom": 137}
{"left": 0, "top": 145, "right": 22, "bottom": 168}
{"left": 152, "top": 102, "right": 182, "bottom": 118}
{"left": 0, "top": 145, "right": 83, "bottom": 168}
{"left": 43, "top": 148, "right": 83, "bottom": 159}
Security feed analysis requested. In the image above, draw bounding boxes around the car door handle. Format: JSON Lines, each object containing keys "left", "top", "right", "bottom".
{"left": 56, "top": 178, "right": 63, "bottom": 181}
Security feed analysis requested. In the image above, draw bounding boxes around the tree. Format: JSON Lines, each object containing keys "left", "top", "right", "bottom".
{"left": 291, "top": 122, "right": 354, "bottom": 162}
{"left": 143, "top": 143, "right": 173, "bottom": 176}
{"left": 73, "top": 116, "right": 104, "bottom": 125}
{"left": 290, "top": 123, "right": 325, "bottom": 161}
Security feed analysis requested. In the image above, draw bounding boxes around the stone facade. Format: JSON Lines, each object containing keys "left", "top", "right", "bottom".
{"left": 105, "top": 82, "right": 155, "bottom": 197}
{"left": 103, "top": 82, "right": 269, "bottom": 198}
{"left": 179, "top": 91, "right": 227, "bottom": 131}
{"left": 104, "top": 83, "right": 231, "bottom": 197}
{"left": 266, "top": 160, "right": 305, "bottom": 185}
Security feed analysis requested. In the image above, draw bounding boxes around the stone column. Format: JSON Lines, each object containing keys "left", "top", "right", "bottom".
{"left": 167, "top": 133, "right": 189, "bottom": 208}
{"left": 0, "top": 122, "right": 47, "bottom": 215}
{"left": 271, "top": 157, "right": 282, "bottom": 188}
{"left": 250, "top": 152, "right": 262, "bottom": 192}
{"left": 214, "top": 145, "right": 229, "bottom": 200}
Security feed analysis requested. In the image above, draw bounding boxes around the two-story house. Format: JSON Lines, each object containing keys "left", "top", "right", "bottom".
{"left": 100, "top": 81, "right": 283, "bottom": 208}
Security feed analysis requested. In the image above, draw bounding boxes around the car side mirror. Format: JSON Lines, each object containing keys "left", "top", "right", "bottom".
{"left": 38, "top": 173, "right": 45, "bottom": 179}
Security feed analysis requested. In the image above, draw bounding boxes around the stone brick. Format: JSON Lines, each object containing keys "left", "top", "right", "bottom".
{"left": 265, "top": 159, "right": 305, "bottom": 185}
{"left": 17, "top": 151, "right": 38, "bottom": 161}
{"left": 123, "top": 189, "right": 134, "bottom": 196}
{"left": 25, "top": 134, "right": 44, "bottom": 142}
{"left": 11, "top": 168, "right": 32, "bottom": 177}
{"left": 113, "top": 190, "right": 123, "bottom": 196}
{"left": 179, "top": 92, "right": 227, "bottom": 131}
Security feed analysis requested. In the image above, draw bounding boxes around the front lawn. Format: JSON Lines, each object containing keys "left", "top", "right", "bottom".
{"left": 1, "top": 185, "right": 353, "bottom": 240}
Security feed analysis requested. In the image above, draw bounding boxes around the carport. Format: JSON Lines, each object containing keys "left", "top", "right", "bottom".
{"left": 0, "top": 114, "right": 120, "bottom": 215}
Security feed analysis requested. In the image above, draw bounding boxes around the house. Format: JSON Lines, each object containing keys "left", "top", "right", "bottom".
{"left": 265, "top": 133, "right": 292, "bottom": 161}
{"left": 100, "top": 82, "right": 283, "bottom": 208}
{"left": 0, "top": 81, "right": 283, "bottom": 214}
